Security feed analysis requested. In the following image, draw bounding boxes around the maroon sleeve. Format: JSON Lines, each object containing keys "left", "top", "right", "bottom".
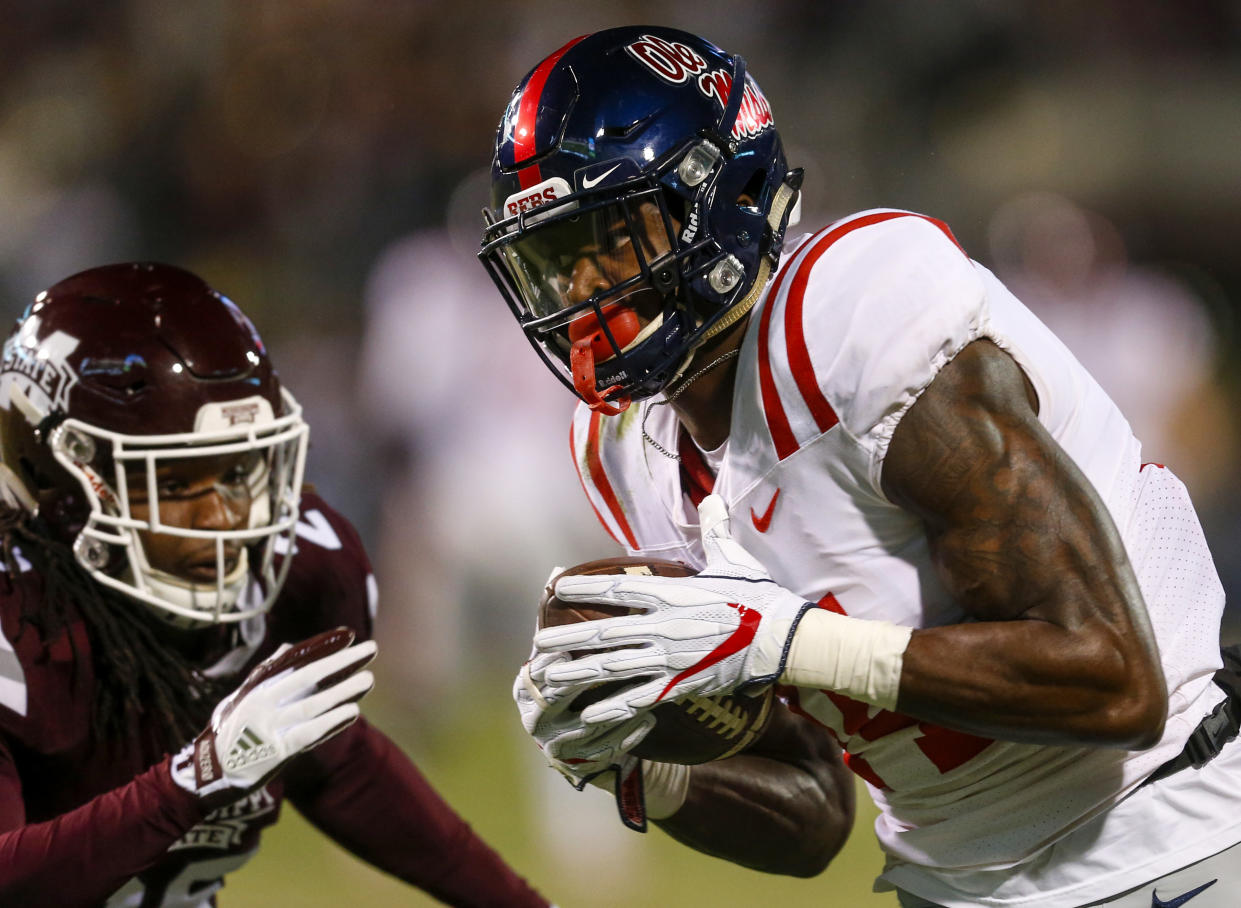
{"left": 0, "top": 742, "right": 207, "bottom": 907}
{"left": 282, "top": 719, "right": 550, "bottom": 908}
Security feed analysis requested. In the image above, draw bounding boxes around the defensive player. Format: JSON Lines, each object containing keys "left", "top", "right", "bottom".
{"left": 0, "top": 263, "right": 550, "bottom": 906}
{"left": 481, "top": 26, "right": 1241, "bottom": 907}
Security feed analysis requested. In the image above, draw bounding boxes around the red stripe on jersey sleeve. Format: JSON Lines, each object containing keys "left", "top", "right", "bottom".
{"left": 784, "top": 212, "right": 908, "bottom": 436}
{"left": 582, "top": 410, "right": 639, "bottom": 550}
{"left": 921, "top": 214, "right": 968, "bottom": 256}
{"left": 766, "top": 211, "right": 971, "bottom": 458}
{"left": 757, "top": 262, "right": 801, "bottom": 460}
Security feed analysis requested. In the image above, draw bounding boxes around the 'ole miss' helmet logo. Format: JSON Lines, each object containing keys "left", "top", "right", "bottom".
{"left": 625, "top": 34, "right": 774, "bottom": 141}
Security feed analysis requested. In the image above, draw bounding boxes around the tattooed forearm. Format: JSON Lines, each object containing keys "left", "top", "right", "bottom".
{"left": 878, "top": 340, "right": 1165, "bottom": 746}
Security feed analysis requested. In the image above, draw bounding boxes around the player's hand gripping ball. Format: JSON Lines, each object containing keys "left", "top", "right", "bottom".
{"left": 538, "top": 557, "right": 774, "bottom": 764}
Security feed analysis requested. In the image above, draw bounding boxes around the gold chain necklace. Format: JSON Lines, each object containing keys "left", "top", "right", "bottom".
{"left": 640, "top": 348, "right": 740, "bottom": 461}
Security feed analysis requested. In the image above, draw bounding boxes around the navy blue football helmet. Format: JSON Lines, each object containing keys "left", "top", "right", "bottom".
{"left": 479, "top": 26, "right": 802, "bottom": 412}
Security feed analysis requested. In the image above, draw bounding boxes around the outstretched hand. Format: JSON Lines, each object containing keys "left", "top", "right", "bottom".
{"left": 172, "top": 627, "right": 376, "bottom": 808}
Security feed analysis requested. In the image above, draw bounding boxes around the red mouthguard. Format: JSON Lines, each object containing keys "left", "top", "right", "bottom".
{"left": 570, "top": 336, "right": 630, "bottom": 415}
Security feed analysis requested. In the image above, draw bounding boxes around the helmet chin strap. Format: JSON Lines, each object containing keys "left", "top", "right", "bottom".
{"left": 570, "top": 336, "right": 630, "bottom": 415}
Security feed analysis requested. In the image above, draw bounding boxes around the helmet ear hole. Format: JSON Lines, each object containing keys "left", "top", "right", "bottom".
{"left": 737, "top": 169, "right": 766, "bottom": 210}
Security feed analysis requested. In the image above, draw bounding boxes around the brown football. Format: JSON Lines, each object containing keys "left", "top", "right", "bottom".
{"left": 539, "top": 556, "right": 774, "bottom": 765}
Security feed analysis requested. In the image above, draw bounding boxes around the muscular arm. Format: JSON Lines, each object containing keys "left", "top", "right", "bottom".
{"left": 654, "top": 700, "right": 854, "bottom": 877}
{"left": 282, "top": 718, "right": 550, "bottom": 908}
{"left": 881, "top": 339, "right": 1166, "bottom": 748}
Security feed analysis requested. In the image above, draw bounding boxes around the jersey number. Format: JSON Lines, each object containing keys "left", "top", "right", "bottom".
{"left": 804, "top": 687, "right": 994, "bottom": 789}
{"left": 274, "top": 509, "right": 343, "bottom": 556}
{"left": 107, "top": 851, "right": 254, "bottom": 907}
{"left": 798, "top": 595, "right": 994, "bottom": 788}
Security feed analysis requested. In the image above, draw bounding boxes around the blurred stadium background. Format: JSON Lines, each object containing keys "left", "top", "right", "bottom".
{"left": 3, "top": 1, "right": 1241, "bottom": 904}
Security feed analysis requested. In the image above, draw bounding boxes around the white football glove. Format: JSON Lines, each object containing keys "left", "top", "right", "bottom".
{"left": 514, "top": 650, "right": 654, "bottom": 778}
{"left": 172, "top": 627, "right": 376, "bottom": 808}
{"left": 514, "top": 642, "right": 654, "bottom": 831}
{"left": 534, "top": 494, "right": 814, "bottom": 726}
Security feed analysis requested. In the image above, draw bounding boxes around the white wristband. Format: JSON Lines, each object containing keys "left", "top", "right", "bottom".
{"left": 641, "top": 760, "right": 691, "bottom": 819}
{"left": 781, "top": 609, "right": 913, "bottom": 710}
{"left": 586, "top": 760, "right": 691, "bottom": 819}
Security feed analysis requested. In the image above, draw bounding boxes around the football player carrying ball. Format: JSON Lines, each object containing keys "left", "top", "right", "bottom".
{"left": 487, "top": 25, "right": 1241, "bottom": 908}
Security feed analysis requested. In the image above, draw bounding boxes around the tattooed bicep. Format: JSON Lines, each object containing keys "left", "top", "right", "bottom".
{"left": 881, "top": 339, "right": 1123, "bottom": 622}
{"left": 880, "top": 340, "right": 1040, "bottom": 518}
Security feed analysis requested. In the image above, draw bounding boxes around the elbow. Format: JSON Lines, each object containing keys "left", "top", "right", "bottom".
{"left": 785, "top": 854, "right": 832, "bottom": 880}
{"left": 1074, "top": 628, "right": 1167, "bottom": 749}
{"left": 1113, "top": 687, "right": 1167, "bottom": 751}
{"left": 777, "top": 833, "right": 843, "bottom": 879}
{"left": 744, "top": 788, "right": 852, "bottom": 878}
{"left": 781, "top": 787, "right": 854, "bottom": 878}
{"left": 1098, "top": 668, "right": 1167, "bottom": 750}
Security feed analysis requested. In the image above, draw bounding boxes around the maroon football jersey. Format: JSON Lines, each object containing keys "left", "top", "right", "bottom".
{"left": 0, "top": 494, "right": 547, "bottom": 907}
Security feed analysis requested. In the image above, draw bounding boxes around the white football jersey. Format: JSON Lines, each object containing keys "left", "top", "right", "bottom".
{"left": 568, "top": 210, "right": 1241, "bottom": 906}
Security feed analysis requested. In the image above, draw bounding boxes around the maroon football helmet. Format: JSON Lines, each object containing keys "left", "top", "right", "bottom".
{"left": 0, "top": 263, "right": 309, "bottom": 624}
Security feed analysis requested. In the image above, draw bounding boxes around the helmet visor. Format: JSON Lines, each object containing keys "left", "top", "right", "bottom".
{"left": 497, "top": 194, "right": 676, "bottom": 323}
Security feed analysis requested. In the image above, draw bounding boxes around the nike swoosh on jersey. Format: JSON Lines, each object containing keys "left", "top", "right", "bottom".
{"left": 1152, "top": 879, "right": 1217, "bottom": 908}
{"left": 581, "top": 162, "right": 623, "bottom": 189}
{"left": 750, "top": 488, "right": 781, "bottom": 533}
{"left": 654, "top": 603, "right": 760, "bottom": 703}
